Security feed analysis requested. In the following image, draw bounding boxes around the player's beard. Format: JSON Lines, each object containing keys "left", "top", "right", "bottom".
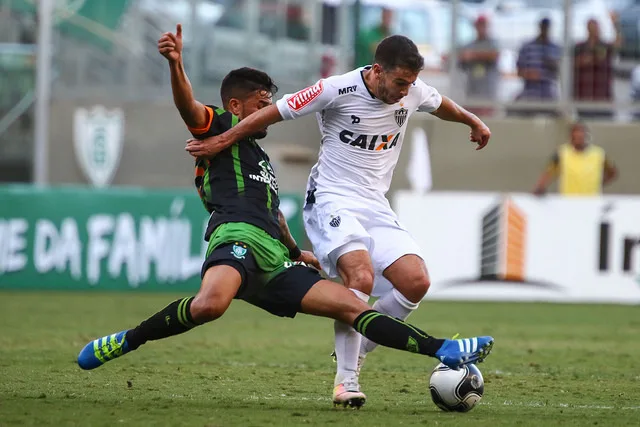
{"left": 377, "top": 81, "right": 396, "bottom": 105}
{"left": 377, "top": 81, "right": 389, "bottom": 103}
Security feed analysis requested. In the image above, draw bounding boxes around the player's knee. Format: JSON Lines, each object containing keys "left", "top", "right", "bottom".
{"left": 399, "top": 272, "right": 431, "bottom": 303}
{"left": 345, "top": 268, "right": 374, "bottom": 295}
{"left": 190, "top": 295, "right": 230, "bottom": 323}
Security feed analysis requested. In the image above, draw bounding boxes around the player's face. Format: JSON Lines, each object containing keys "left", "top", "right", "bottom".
{"left": 232, "top": 89, "right": 273, "bottom": 139}
{"left": 374, "top": 65, "right": 419, "bottom": 105}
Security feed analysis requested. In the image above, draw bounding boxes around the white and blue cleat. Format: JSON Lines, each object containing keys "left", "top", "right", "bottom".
{"left": 435, "top": 336, "right": 494, "bottom": 370}
{"left": 77, "top": 330, "right": 131, "bottom": 370}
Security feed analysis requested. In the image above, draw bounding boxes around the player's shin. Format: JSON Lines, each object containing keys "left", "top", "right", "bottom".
{"left": 334, "top": 289, "right": 370, "bottom": 385}
{"left": 360, "top": 288, "right": 419, "bottom": 355}
{"left": 125, "top": 296, "right": 202, "bottom": 350}
{"left": 352, "top": 310, "right": 444, "bottom": 357}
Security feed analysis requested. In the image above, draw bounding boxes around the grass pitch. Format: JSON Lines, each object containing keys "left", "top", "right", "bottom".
{"left": 1, "top": 292, "right": 639, "bottom": 426}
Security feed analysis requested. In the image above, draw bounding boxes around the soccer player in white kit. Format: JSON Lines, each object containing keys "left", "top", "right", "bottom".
{"left": 186, "top": 35, "right": 492, "bottom": 408}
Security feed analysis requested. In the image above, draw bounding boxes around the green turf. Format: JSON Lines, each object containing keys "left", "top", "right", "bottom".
{"left": 0, "top": 292, "right": 639, "bottom": 426}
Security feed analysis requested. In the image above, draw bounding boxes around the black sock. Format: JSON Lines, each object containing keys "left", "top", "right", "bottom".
{"left": 126, "top": 297, "right": 200, "bottom": 350}
{"left": 353, "top": 310, "right": 445, "bottom": 357}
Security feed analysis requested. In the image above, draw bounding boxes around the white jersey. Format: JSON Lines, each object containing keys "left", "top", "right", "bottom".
{"left": 275, "top": 67, "right": 442, "bottom": 204}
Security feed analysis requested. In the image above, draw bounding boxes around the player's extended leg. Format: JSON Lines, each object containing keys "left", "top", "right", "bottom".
{"left": 360, "top": 254, "right": 430, "bottom": 361}
{"left": 77, "top": 265, "right": 241, "bottom": 370}
{"left": 300, "top": 278, "right": 494, "bottom": 376}
{"left": 331, "top": 248, "right": 374, "bottom": 407}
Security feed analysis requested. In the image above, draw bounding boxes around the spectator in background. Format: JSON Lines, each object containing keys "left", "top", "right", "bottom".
{"left": 458, "top": 15, "right": 499, "bottom": 117}
{"left": 217, "top": 0, "right": 246, "bottom": 29}
{"left": 533, "top": 121, "right": 617, "bottom": 196}
{"left": 286, "top": 5, "right": 309, "bottom": 41}
{"left": 573, "top": 19, "right": 621, "bottom": 119}
{"left": 512, "top": 18, "right": 561, "bottom": 116}
{"left": 355, "top": 7, "right": 392, "bottom": 67}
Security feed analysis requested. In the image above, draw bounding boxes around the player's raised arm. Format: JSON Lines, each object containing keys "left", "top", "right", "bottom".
{"left": 430, "top": 96, "right": 491, "bottom": 151}
{"left": 158, "top": 24, "right": 209, "bottom": 131}
{"left": 185, "top": 79, "right": 337, "bottom": 158}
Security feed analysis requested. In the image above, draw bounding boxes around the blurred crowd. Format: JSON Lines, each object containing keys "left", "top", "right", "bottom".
{"left": 2, "top": 0, "right": 640, "bottom": 121}
{"left": 357, "top": 3, "right": 632, "bottom": 119}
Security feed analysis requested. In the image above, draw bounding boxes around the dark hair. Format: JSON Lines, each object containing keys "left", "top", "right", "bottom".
{"left": 220, "top": 67, "right": 278, "bottom": 107}
{"left": 374, "top": 35, "right": 424, "bottom": 73}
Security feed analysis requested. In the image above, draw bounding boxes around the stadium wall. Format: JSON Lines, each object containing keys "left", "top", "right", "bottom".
{"left": 48, "top": 100, "right": 320, "bottom": 194}
{"left": 393, "top": 117, "right": 640, "bottom": 196}
{"left": 47, "top": 100, "right": 640, "bottom": 196}
{"left": 394, "top": 191, "right": 640, "bottom": 304}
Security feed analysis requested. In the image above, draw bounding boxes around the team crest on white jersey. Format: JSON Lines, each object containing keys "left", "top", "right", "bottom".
{"left": 395, "top": 107, "right": 408, "bottom": 127}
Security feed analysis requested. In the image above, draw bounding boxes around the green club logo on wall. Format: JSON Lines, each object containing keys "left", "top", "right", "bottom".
{"left": 73, "top": 105, "right": 124, "bottom": 187}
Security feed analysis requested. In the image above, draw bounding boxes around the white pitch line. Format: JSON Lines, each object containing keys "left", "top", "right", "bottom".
{"left": 242, "top": 395, "right": 640, "bottom": 411}
{"left": 244, "top": 394, "right": 330, "bottom": 402}
{"left": 481, "top": 401, "right": 640, "bottom": 411}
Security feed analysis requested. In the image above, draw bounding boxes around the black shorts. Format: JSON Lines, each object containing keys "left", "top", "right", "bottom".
{"left": 202, "top": 242, "right": 322, "bottom": 318}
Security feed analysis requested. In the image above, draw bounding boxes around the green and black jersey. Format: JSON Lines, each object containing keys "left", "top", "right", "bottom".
{"left": 189, "top": 105, "right": 280, "bottom": 241}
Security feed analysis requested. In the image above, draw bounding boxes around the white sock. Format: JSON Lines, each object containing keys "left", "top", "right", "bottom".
{"left": 334, "top": 288, "right": 370, "bottom": 386}
{"left": 360, "top": 288, "right": 420, "bottom": 356}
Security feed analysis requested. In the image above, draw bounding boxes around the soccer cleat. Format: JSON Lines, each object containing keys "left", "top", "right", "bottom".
{"left": 332, "top": 377, "right": 366, "bottom": 409}
{"left": 77, "top": 330, "right": 131, "bottom": 370}
{"left": 435, "top": 336, "right": 494, "bottom": 370}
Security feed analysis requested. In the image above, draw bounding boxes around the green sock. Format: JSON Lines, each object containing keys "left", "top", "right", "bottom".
{"left": 125, "top": 297, "right": 200, "bottom": 350}
{"left": 353, "top": 310, "right": 445, "bottom": 356}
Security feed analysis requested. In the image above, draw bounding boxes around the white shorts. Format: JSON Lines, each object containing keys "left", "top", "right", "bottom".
{"left": 303, "top": 196, "right": 423, "bottom": 297}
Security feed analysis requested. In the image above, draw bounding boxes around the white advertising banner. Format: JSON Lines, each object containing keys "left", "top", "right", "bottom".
{"left": 394, "top": 191, "right": 640, "bottom": 304}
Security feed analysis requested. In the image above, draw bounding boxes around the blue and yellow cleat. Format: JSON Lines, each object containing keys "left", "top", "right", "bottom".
{"left": 435, "top": 336, "right": 494, "bottom": 370}
{"left": 77, "top": 330, "right": 131, "bottom": 370}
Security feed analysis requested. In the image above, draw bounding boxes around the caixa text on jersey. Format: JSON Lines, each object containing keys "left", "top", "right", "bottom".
{"left": 339, "top": 130, "right": 401, "bottom": 151}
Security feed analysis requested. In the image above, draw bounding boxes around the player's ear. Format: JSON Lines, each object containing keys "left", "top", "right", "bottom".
{"left": 372, "top": 63, "right": 384, "bottom": 78}
{"left": 227, "top": 98, "right": 242, "bottom": 117}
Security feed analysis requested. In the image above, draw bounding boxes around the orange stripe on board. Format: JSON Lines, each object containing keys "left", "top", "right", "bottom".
{"left": 503, "top": 199, "right": 526, "bottom": 281}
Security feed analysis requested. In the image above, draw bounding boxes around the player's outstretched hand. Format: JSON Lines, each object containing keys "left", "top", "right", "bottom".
{"left": 158, "top": 24, "right": 183, "bottom": 63}
{"left": 296, "top": 250, "right": 322, "bottom": 271}
{"left": 470, "top": 123, "right": 491, "bottom": 150}
{"left": 185, "top": 136, "right": 227, "bottom": 158}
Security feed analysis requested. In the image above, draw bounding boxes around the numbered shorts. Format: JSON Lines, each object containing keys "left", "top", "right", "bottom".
{"left": 201, "top": 242, "right": 322, "bottom": 319}
{"left": 303, "top": 197, "right": 423, "bottom": 297}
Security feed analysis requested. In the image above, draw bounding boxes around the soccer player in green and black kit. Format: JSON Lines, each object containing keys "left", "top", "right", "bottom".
{"left": 77, "top": 25, "right": 493, "bottom": 407}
